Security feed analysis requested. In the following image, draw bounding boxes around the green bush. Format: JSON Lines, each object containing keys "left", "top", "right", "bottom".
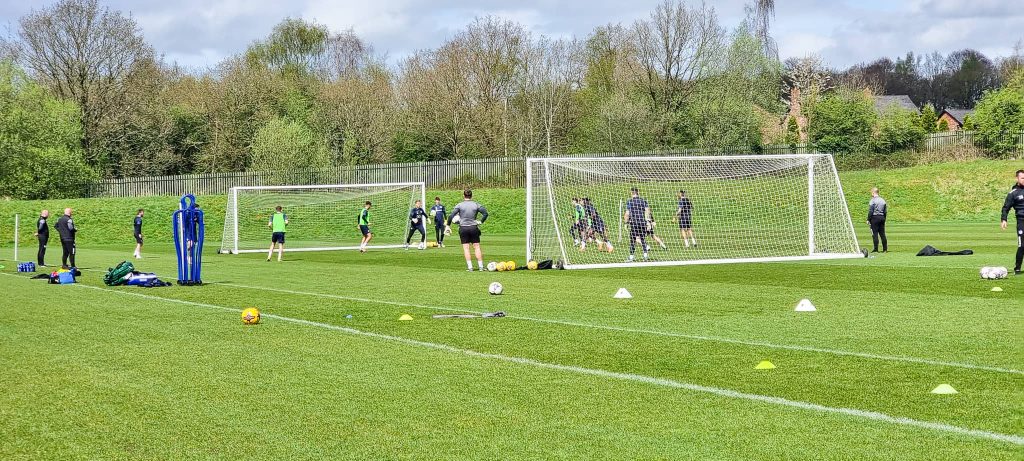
{"left": 970, "top": 83, "right": 1024, "bottom": 156}
{"left": 808, "top": 89, "right": 876, "bottom": 153}
{"left": 249, "top": 117, "right": 331, "bottom": 174}
{"left": 872, "top": 105, "right": 926, "bottom": 154}
{"left": 0, "top": 61, "right": 97, "bottom": 199}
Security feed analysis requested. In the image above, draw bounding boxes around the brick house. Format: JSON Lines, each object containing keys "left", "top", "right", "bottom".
{"left": 937, "top": 109, "right": 974, "bottom": 130}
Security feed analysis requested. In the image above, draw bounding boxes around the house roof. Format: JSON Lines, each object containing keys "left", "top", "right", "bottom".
{"left": 873, "top": 95, "right": 918, "bottom": 113}
{"left": 941, "top": 108, "right": 975, "bottom": 124}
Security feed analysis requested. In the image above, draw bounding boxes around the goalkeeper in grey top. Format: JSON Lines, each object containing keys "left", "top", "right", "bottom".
{"left": 867, "top": 187, "right": 888, "bottom": 253}
{"left": 447, "top": 189, "right": 489, "bottom": 271}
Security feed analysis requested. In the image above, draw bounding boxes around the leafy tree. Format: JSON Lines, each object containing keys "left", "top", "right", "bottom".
{"left": 872, "top": 105, "right": 926, "bottom": 153}
{"left": 808, "top": 88, "right": 876, "bottom": 153}
{"left": 970, "top": 78, "right": 1024, "bottom": 155}
{"left": 937, "top": 118, "right": 950, "bottom": 131}
{"left": 918, "top": 103, "right": 938, "bottom": 133}
{"left": 784, "top": 116, "right": 800, "bottom": 146}
{"left": 249, "top": 117, "right": 331, "bottom": 174}
{"left": 0, "top": 61, "right": 96, "bottom": 199}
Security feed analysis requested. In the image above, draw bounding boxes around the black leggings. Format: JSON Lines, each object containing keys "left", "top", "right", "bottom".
{"left": 435, "top": 225, "right": 445, "bottom": 244}
{"left": 870, "top": 217, "right": 887, "bottom": 252}
{"left": 407, "top": 225, "right": 425, "bottom": 244}
{"left": 61, "top": 240, "right": 76, "bottom": 267}
{"left": 1015, "top": 219, "right": 1023, "bottom": 271}
{"left": 38, "top": 238, "right": 47, "bottom": 265}
{"left": 629, "top": 228, "right": 647, "bottom": 255}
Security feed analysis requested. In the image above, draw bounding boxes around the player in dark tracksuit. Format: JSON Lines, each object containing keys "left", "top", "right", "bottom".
{"left": 55, "top": 208, "right": 76, "bottom": 268}
{"left": 1000, "top": 169, "right": 1024, "bottom": 275}
{"left": 133, "top": 209, "right": 145, "bottom": 259}
{"left": 430, "top": 197, "right": 447, "bottom": 247}
{"left": 406, "top": 200, "right": 427, "bottom": 249}
{"left": 624, "top": 187, "right": 650, "bottom": 261}
{"left": 867, "top": 188, "right": 888, "bottom": 253}
{"left": 33, "top": 210, "right": 50, "bottom": 266}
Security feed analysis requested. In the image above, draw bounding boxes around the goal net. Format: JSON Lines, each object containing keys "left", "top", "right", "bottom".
{"left": 220, "top": 182, "right": 426, "bottom": 254}
{"left": 527, "top": 155, "right": 862, "bottom": 269}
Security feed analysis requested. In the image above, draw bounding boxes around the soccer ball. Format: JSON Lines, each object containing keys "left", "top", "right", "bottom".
{"left": 496, "top": 262, "right": 507, "bottom": 272}
{"left": 980, "top": 267, "right": 993, "bottom": 279}
{"left": 241, "top": 307, "right": 261, "bottom": 325}
{"left": 488, "top": 282, "right": 503, "bottom": 295}
{"left": 506, "top": 260, "right": 517, "bottom": 271}
{"left": 487, "top": 261, "right": 497, "bottom": 272}
{"left": 527, "top": 260, "right": 538, "bottom": 270}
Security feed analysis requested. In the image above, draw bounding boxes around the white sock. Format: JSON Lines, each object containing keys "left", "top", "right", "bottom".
{"left": 467, "top": 260, "right": 473, "bottom": 270}
{"left": 478, "top": 261, "right": 484, "bottom": 270}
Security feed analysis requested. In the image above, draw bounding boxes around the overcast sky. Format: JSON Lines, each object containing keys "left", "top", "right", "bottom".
{"left": 2, "top": 0, "right": 1022, "bottom": 71}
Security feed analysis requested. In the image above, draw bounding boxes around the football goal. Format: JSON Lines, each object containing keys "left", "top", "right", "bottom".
{"left": 220, "top": 182, "right": 426, "bottom": 254}
{"left": 526, "top": 155, "right": 863, "bottom": 269}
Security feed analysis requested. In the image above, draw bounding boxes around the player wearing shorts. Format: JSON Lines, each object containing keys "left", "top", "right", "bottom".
{"left": 267, "top": 205, "right": 288, "bottom": 261}
{"left": 447, "top": 189, "right": 489, "bottom": 271}
{"left": 675, "top": 190, "right": 696, "bottom": 247}
{"left": 406, "top": 199, "right": 427, "bottom": 250}
{"left": 358, "top": 201, "right": 373, "bottom": 252}
{"left": 581, "top": 197, "right": 612, "bottom": 252}
{"left": 624, "top": 188, "right": 650, "bottom": 261}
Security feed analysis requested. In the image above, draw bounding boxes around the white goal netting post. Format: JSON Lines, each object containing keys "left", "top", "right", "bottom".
{"left": 220, "top": 182, "right": 426, "bottom": 254}
{"left": 526, "top": 155, "right": 862, "bottom": 269}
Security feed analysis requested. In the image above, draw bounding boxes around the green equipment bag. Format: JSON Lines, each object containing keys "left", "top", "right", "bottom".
{"left": 104, "top": 261, "right": 136, "bottom": 286}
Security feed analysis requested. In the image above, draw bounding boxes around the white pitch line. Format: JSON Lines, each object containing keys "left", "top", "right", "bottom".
{"left": 220, "top": 282, "right": 1024, "bottom": 376}
{"left": 50, "top": 281, "right": 1024, "bottom": 446}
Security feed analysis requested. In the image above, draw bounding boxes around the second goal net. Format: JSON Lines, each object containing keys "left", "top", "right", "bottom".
{"left": 527, "top": 155, "right": 862, "bottom": 269}
{"left": 220, "top": 182, "right": 426, "bottom": 254}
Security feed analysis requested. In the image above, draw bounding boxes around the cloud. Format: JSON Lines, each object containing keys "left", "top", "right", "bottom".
{"left": 1, "top": 0, "right": 1022, "bottom": 70}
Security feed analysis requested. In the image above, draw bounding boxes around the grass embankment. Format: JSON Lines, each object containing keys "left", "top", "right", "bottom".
{"left": 1, "top": 159, "right": 1020, "bottom": 246}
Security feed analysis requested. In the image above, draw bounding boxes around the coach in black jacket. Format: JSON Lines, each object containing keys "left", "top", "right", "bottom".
{"left": 55, "top": 208, "right": 76, "bottom": 269}
{"left": 33, "top": 210, "right": 50, "bottom": 266}
{"left": 1000, "top": 169, "right": 1024, "bottom": 275}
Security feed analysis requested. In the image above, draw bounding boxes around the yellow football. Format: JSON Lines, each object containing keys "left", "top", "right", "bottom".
{"left": 241, "top": 307, "right": 261, "bottom": 325}
{"left": 496, "top": 262, "right": 507, "bottom": 272}
{"left": 527, "top": 260, "right": 538, "bottom": 270}
{"left": 506, "top": 260, "right": 517, "bottom": 271}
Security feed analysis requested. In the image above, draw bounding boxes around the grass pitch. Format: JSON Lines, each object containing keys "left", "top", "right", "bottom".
{"left": 1, "top": 222, "right": 1022, "bottom": 460}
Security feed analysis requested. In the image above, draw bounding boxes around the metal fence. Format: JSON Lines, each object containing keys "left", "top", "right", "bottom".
{"left": 79, "top": 131, "right": 1022, "bottom": 198}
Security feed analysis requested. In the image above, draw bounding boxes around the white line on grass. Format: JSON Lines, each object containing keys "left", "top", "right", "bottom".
{"left": 52, "top": 281, "right": 1024, "bottom": 447}
{"left": 220, "top": 282, "right": 1024, "bottom": 376}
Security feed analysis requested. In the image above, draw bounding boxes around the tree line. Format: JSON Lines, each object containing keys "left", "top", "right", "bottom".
{"left": 1, "top": 0, "right": 1022, "bottom": 199}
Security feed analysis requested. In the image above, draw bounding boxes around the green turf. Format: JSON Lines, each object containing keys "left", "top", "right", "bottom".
{"left": 1, "top": 220, "right": 1022, "bottom": 459}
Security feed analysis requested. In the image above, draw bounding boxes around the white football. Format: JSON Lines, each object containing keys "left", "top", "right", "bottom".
{"left": 487, "top": 262, "right": 497, "bottom": 272}
{"left": 488, "top": 282, "right": 503, "bottom": 295}
{"left": 993, "top": 267, "right": 1008, "bottom": 279}
{"left": 980, "top": 267, "right": 992, "bottom": 279}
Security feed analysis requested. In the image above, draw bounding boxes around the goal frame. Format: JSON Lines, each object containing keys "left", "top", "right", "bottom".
{"left": 223, "top": 181, "right": 426, "bottom": 254}
{"left": 526, "top": 154, "right": 862, "bottom": 269}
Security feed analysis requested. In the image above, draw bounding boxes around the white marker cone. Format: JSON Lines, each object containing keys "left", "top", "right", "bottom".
{"left": 613, "top": 288, "right": 633, "bottom": 299}
{"left": 794, "top": 299, "right": 816, "bottom": 312}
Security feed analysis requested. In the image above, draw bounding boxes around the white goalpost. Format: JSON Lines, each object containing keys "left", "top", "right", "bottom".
{"left": 526, "top": 154, "right": 863, "bottom": 269}
{"left": 220, "top": 182, "right": 426, "bottom": 254}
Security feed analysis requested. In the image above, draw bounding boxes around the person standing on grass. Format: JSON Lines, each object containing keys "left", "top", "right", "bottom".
{"left": 1000, "top": 169, "right": 1024, "bottom": 275}
{"left": 675, "top": 190, "right": 696, "bottom": 248}
{"left": 55, "top": 208, "right": 76, "bottom": 268}
{"left": 358, "top": 201, "right": 373, "bottom": 253}
{"left": 447, "top": 189, "right": 488, "bottom": 271}
{"left": 867, "top": 188, "right": 888, "bottom": 253}
{"left": 267, "top": 206, "right": 288, "bottom": 262}
{"left": 33, "top": 210, "right": 49, "bottom": 267}
{"left": 624, "top": 187, "right": 650, "bottom": 262}
{"left": 430, "top": 196, "right": 447, "bottom": 247}
{"left": 406, "top": 199, "right": 427, "bottom": 250}
{"left": 133, "top": 209, "right": 145, "bottom": 259}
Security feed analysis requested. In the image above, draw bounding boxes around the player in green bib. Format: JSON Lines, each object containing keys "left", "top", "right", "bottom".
{"left": 267, "top": 206, "right": 289, "bottom": 261}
